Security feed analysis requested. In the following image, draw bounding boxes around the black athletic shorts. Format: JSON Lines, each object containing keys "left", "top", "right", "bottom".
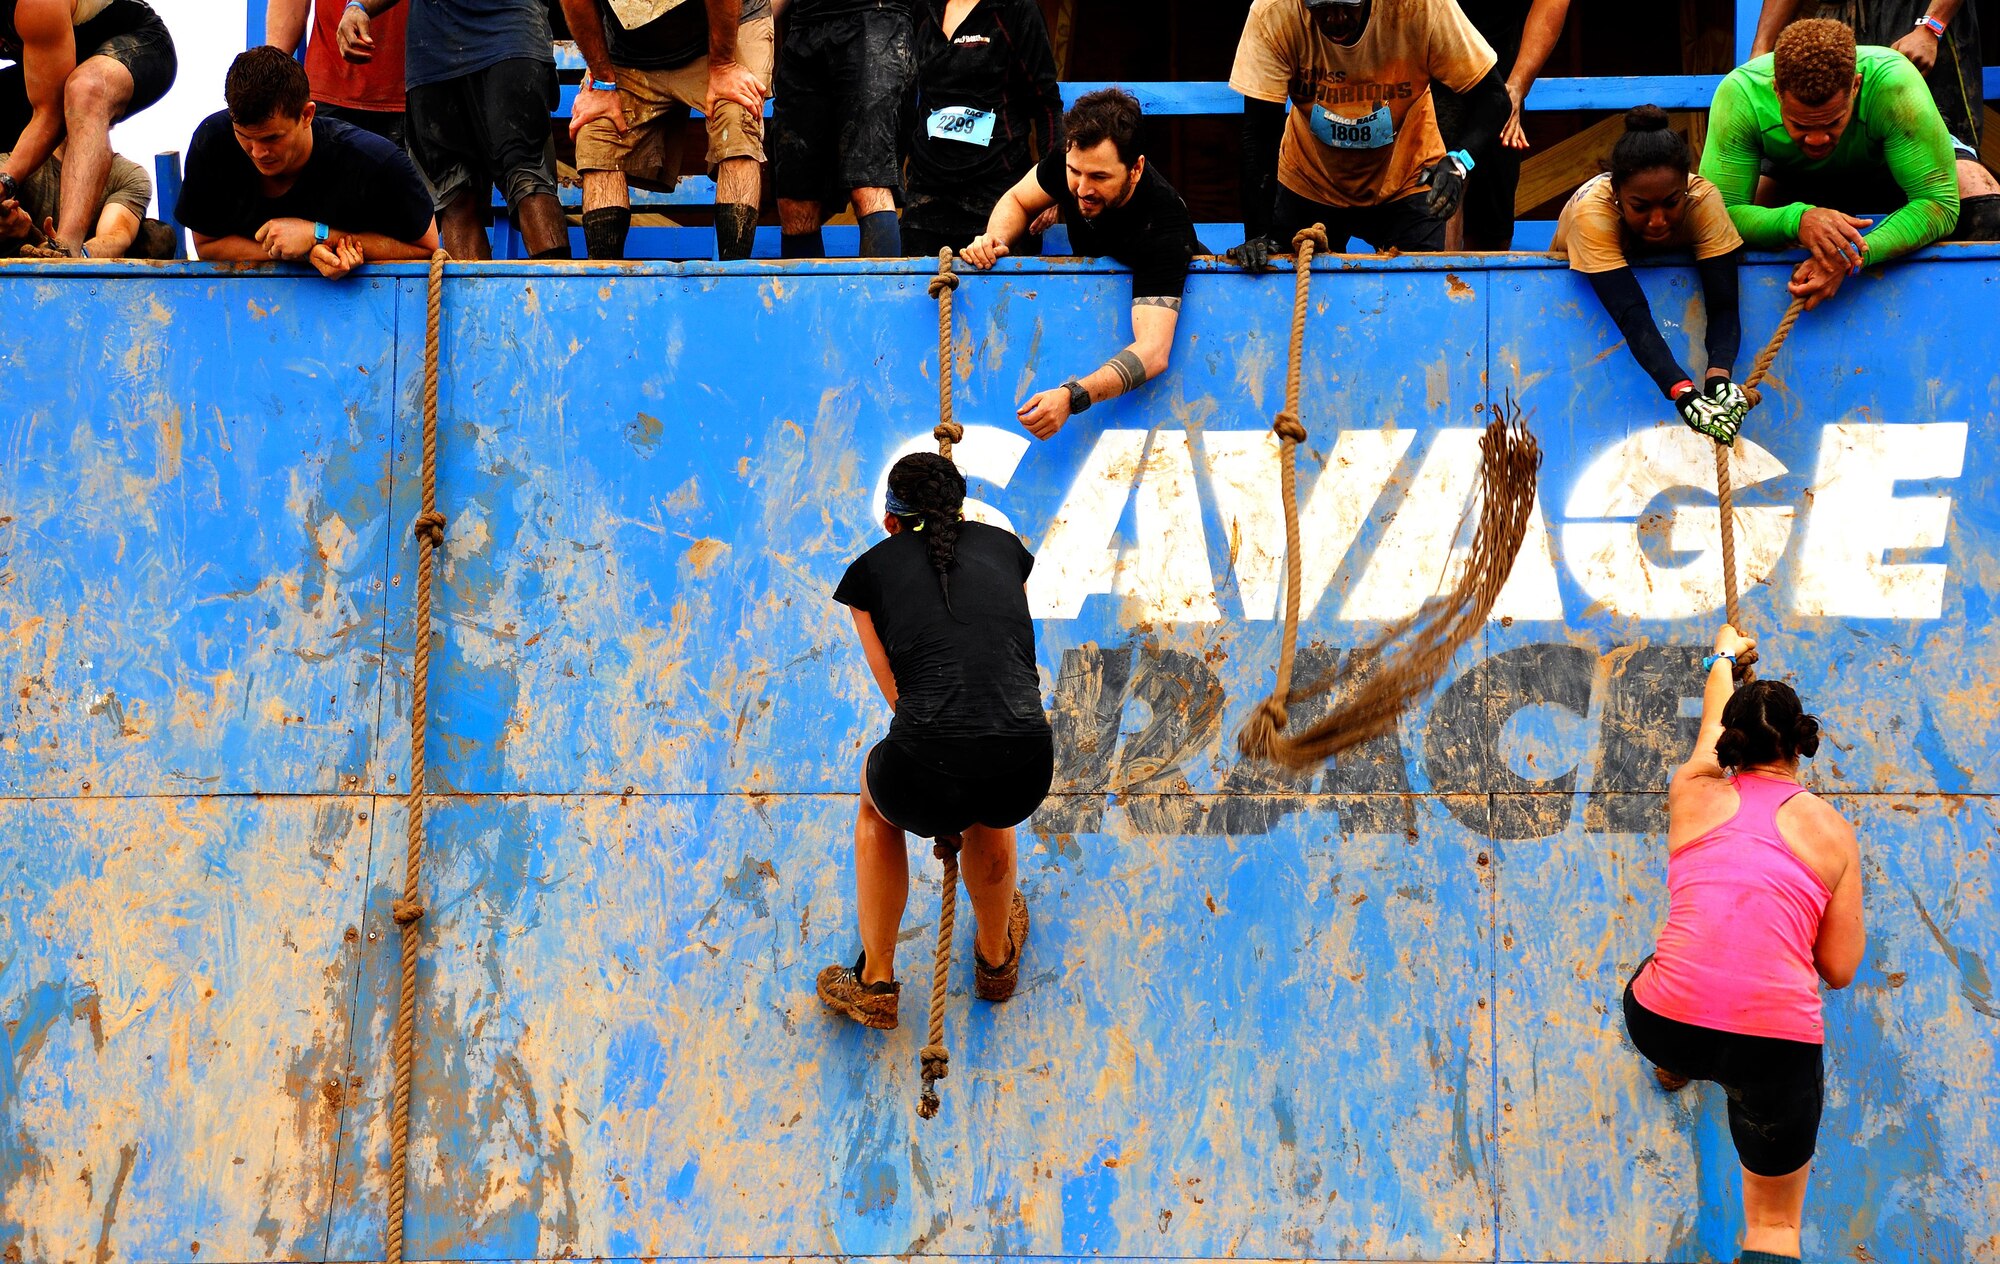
{"left": 406, "top": 58, "right": 559, "bottom": 213}
{"left": 865, "top": 733, "right": 1053, "bottom": 840}
{"left": 770, "top": 9, "right": 914, "bottom": 202}
{"left": 317, "top": 102, "right": 406, "bottom": 152}
{"left": 1272, "top": 183, "right": 1448, "bottom": 253}
{"left": 1432, "top": 83, "right": 1522, "bottom": 251}
{"left": 0, "top": 0, "right": 177, "bottom": 147}
{"left": 1623, "top": 965, "right": 1824, "bottom": 1177}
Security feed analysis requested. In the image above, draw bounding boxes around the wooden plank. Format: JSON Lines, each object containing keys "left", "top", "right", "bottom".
{"left": 1514, "top": 113, "right": 1625, "bottom": 216}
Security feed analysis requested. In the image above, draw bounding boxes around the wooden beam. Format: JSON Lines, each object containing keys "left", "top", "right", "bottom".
{"left": 1983, "top": 108, "right": 2000, "bottom": 178}
{"left": 1049, "top": 0, "right": 1076, "bottom": 78}
{"left": 1515, "top": 114, "right": 1625, "bottom": 216}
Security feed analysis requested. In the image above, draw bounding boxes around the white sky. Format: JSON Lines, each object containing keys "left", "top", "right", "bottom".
{"left": 111, "top": 0, "right": 249, "bottom": 215}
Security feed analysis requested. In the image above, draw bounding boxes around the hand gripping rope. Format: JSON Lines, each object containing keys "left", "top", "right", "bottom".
{"left": 916, "top": 248, "right": 968, "bottom": 1120}
{"left": 385, "top": 250, "right": 450, "bottom": 1264}
{"left": 1236, "top": 227, "right": 1544, "bottom": 770}
{"left": 1712, "top": 295, "right": 1807, "bottom": 682}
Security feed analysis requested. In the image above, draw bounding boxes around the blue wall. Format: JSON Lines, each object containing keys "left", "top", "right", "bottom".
{"left": 1, "top": 249, "right": 1997, "bottom": 1263}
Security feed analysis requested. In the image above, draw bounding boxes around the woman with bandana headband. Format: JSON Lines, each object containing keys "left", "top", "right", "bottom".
{"left": 819, "top": 451, "right": 1053, "bottom": 1030}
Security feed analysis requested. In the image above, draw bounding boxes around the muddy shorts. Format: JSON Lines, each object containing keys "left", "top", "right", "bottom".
{"left": 0, "top": 0, "right": 177, "bottom": 146}
{"left": 575, "top": 16, "right": 774, "bottom": 190}
{"left": 406, "top": 57, "right": 559, "bottom": 213}
{"left": 769, "top": 8, "right": 914, "bottom": 202}
{"left": 1623, "top": 964, "right": 1824, "bottom": 1177}
{"left": 1273, "top": 182, "right": 1448, "bottom": 253}
{"left": 865, "top": 733, "right": 1053, "bottom": 840}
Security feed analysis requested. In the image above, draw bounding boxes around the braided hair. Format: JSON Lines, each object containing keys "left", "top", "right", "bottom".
{"left": 886, "top": 452, "right": 967, "bottom": 614}
{"left": 1608, "top": 105, "right": 1691, "bottom": 188}
{"left": 1715, "top": 679, "right": 1822, "bottom": 769}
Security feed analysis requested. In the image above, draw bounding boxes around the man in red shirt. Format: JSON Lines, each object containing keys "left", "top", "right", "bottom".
{"left": 266, "top": 0, "right": 408, "bottom": 147}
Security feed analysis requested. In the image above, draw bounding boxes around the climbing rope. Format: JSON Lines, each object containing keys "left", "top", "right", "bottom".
{"left": 1710, "top": 294, "right": 1805, "bottom": 681}
{"left": 914, "top": 249, "right": 967, "bottom": 1120}
{"left": 386, "top": 250, "right": 450, "bottom": 1264}
{"left": 1238, "top": 227, "right": 1543, "bottom": 770}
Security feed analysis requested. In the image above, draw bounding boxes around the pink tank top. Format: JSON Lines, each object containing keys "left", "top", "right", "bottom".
{"left": 1633, "top": 772, "right": 1831, "bottom": 1044}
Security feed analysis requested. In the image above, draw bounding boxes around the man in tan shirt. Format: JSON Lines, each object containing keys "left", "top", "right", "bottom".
{"left": 1227, "top": 0, "right": 1513, "bottom": 265}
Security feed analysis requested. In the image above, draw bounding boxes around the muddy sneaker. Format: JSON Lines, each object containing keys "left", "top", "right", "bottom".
{"left": 973, "top": 890, "right": 1031, "bottom": 1002}
{"left": 817, "top": 953, "right": 900, "bottom": 1029}
{"left": 1653, "top": 1066, "right": 1691, "bottom": 1092}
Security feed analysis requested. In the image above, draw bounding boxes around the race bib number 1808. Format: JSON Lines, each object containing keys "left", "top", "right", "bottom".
{"left": 1309, "top": 101, "right": 1396, "bottom": 150}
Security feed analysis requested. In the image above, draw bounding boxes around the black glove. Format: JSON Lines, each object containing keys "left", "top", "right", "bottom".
{"left": 1418, "top": 150, "right": 1473, "bottom": 220}
{"left": 1675, "top": 381, "right": 1743, "bottom": 444}
{"left": 1226, "top": 234, "right": 1281, "bottom": 272}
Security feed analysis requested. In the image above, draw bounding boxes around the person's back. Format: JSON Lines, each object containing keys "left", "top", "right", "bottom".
{"left": 841, "top": 519, "right": 1047, "bottom": 743}
{"left": 1636, "top": 770, "right": 1845, "bottom": 1041}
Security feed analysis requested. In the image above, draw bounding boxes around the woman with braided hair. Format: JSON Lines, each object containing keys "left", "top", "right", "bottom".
{"left": 817, "top": 452, "right": 1052, "bottom": 1030}
{"left": 1625, "top": 623, "right": 1866, "bottom": 1264}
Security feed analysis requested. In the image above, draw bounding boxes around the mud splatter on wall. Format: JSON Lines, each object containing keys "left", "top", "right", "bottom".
{"left": 3, "top": 256, "right": 1997, "bottom": 1262}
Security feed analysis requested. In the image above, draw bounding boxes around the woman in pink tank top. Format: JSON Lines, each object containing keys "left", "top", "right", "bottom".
{"left": 1624, "top": 623, "right": 1865, "bottom": 1264}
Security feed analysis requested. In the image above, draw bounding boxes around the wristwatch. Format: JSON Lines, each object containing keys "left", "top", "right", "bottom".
{"left": 0, "top": 172, "right": 17, "bottom": 202}
{"left": 313, "top": 222, "right": 330, "bottom": 243}
{"left": 1064, "top": 380, "right": 1092, "bottom": 414}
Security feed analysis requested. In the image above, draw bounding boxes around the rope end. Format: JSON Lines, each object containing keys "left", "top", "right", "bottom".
{"left": 1237, "top": 697, "right": 1289, "bottom": 764}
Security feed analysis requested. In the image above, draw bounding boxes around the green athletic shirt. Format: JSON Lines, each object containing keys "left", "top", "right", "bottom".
{"left": 1700, "top": 46, "right": 1959, "bottom": 263}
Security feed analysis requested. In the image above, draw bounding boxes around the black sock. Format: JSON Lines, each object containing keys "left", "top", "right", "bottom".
{"left": 714, "top": 203, "right": 757, "bottom": 260}
{"left": 528, "top": 241, "right": 573, "bottom": 260}
{"left": 781, "top": 228, "right": 824, "bottom": 259}
{"left": 1951, "top": 193, "right": 2000, "bottom": 241}
{"left": 857, "top": 209, "right": 901, "bottom": 258}
{"left": 1739, "top": 1251, "right": 1800, "bottom": 1264}
{"left": 581, "top": 206, "right": 630, "bottom": 261}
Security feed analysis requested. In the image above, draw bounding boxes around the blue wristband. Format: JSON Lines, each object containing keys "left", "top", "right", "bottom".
{"left": 314, "top": 221, "right": 329, "bottom": 242}
{"left": 1448, "top": 148, "right": 1475, "bottom": 172}
{"left": 344, "top": 0, "right": 366, "bottom": 11}
{"left": 1701, "top": 652, "right": 1737, "bottom": 672}
{"left": 589, "top": 77, "right": 619, "bottom": 93}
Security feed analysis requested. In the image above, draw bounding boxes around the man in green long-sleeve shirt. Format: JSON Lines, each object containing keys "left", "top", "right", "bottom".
{"left": 1701, "top": 17, "right": 1999, "bottom": 310}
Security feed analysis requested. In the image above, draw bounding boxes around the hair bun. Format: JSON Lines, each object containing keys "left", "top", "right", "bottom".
{"left": 1624, "top": 104, "right": 1672, "bottom": 133}
{"left": 1791, "top": 713, "right": 1822, "bottom": 760}
{"left": 1714, "top": 726, "right": 1749, "bottom": 769}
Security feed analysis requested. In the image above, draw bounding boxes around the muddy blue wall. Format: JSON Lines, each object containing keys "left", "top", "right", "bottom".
{"left": 2, "top": 250, "right": 1997, "bottom": 1263}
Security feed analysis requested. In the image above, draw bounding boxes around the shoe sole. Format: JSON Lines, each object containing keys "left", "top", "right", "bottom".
{"left": 975, "top": 892, "right": 1030, "bottom": 1002}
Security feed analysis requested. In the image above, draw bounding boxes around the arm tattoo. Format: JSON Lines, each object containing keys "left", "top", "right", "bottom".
{"left": 1134, "top": 296, "right": 1183, "bottom": 310}
{"left": 1104, "top": 347, "right": 1151, "bottom": 393}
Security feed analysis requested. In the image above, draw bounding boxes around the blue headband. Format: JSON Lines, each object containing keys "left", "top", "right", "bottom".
{"left": 885, "top": 489, "right": 918, "bottom": 518}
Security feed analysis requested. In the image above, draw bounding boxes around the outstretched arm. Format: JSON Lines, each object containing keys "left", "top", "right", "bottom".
{"left": 1017, "top": 301, "right": 1180, "bottom": 439}
{"left": 1696, "top": 247, "right": 1743, "bottom": 378}
{"left": 961, "top": 166, "right": 1056, "bottom": 268}
{"left": 1671, "top": 624, "right": 1756, "bottom": 793}
{"left": 1585, "top": 266, "right": 1691, "bottom": 397}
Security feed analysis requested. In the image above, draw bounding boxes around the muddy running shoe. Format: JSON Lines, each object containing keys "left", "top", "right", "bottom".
{"left": 816, "top": 953, "right": 900, "bottom": 1029}
{"left": 973, "top": 890, "right": 1031, "bottom": 1002}
{"left": 1653, "top": 1066, "right": 1691, "bottom": 1092}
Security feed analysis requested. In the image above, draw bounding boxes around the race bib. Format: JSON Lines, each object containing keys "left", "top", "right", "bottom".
{"left": 1309, "top": 101, "right": 1395, "bottom": 150}
{"left": 926, "top": 106, "right": 997, "bottom": 147}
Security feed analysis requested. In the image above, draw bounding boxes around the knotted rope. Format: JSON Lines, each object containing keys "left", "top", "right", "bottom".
{"left": 1710, "top": 295, "right": 1805, "bottom": 681}
{"left": 917, "top": 834, "right": 963, "bottom": 1119}
{"left": 1238, "top": 228, "right": 1543, "bottom": 770}
{"left": 386, "top": 250, "right": 449, "bottom": 1264}
{"left": 914, "top": 248, "right": 967, "bottom": 1120}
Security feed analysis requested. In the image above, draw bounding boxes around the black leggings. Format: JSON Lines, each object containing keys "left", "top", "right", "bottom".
{"left": 1623, "top": 966, "right": 1824, "bottom": 1177}
{"left": 865, "top": 733, "right": 1052, "bottom": 840}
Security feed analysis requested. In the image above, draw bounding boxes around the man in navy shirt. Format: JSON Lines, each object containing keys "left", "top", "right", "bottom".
{"left": 177, "top": 46, "right": 438, "bottom": 278}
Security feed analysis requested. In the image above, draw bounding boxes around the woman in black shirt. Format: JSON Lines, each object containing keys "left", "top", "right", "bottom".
{"left": 902, "top": 0, "right": 1064, "bottom": 258}
{"left": 819, "top": 453, "right": 1054, "bottom": 1029}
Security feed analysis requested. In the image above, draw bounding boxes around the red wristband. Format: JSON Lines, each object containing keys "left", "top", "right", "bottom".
{"left": 1918, "top": 14, "right": 1945, "bottom": 37}
{"left": 1669, "top": 379, "right": 1695, "bottom": 400}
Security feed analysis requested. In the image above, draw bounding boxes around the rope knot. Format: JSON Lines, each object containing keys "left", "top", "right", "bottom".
{"left": 928, "top": 248, "right": 960, "bottom": 298}
{"left": 1272, "top": 411, "right": 1308, "bottom": 445}
{"left": 933, "top": 421, "right": 965, "bottom": 452}
{"left": 412, "top": 510, "right": 447, "bottom": 548}
{"left": 932, "top": 834, "right": 963, "bottom": 863}
{"left": 391, "top": 897, "right": 426, "bottom": 926}
{"left": 1291, "top": 224, "right": 1330, "bottom": 255}
{"left": 1740, "top": 383, "right": 1763, "bottom": 411}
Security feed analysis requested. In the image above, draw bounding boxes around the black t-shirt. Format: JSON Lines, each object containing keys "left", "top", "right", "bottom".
{"left": 599, "top": 0, "right": 769, "bottom": 72}
{"left": 1035, "top": 147, "right": 1201, "bottom": 300}
{"left": 833, "top": 521, "right": 1049, "bottom": 743}
{"left": 906, "top": 0, "right": 1063, "bottom": 204}
{"left": 175, "top": 111, "right": 434, "bottom": 243}
{"left": 789, "top": 0, "right": 908, "bottom": 23}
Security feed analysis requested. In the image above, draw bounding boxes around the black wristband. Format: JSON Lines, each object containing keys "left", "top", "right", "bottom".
{"left": 1064, "top": 380, "right": 1092, "bottom": 414}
